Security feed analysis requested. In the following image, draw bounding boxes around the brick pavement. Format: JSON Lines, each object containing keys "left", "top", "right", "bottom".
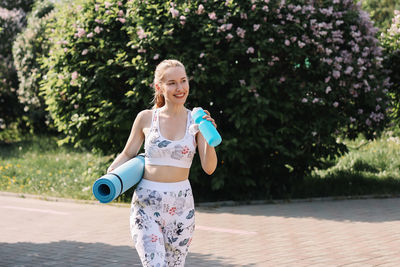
{"left": 1, "top": 194, "right": 400, "bottom": 266}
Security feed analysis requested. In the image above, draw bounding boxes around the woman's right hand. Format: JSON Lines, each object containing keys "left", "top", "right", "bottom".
{"left": 107, "top": 166, "right": 114, "bottom": 173}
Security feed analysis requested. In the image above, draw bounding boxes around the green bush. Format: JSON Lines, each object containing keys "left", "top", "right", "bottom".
{"left": 381, "top": 10, "right": 400, "bottom": 124}
{"left": 40, "top": 0, "right": 137, "bottom": 152}
{"left": 12, "top": 0, "right": 55, "bottom": 133}
{"left": 0, "top": 0, "right": 35, "bottom": 133}
{"left": 358, "top": 0, "right": 400, "bottom": 31}
{"left": 0, "top": 0, "right": 35, "bottom": 13}
{"left": 40, "top": 0, "right": 391, "bottom": 200}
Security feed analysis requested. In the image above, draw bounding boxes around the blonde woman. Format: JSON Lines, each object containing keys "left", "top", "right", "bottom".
{"left": 107, "top": 59, "right": 218, "bottom": 266}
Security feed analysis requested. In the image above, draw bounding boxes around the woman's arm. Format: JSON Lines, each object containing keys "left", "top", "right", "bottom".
{"left": 107, "top": 110, "right": 149, "bottom": 173}
{"left": 196, "top": 110, "right": 218, "bottom": 175}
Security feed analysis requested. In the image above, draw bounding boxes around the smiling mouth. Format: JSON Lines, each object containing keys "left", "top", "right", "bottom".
{"left": 174, "top": 93, "right": 186, "bottom": 98}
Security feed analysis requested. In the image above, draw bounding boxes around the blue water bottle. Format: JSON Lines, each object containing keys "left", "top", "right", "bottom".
{"left": 191, "top": 107, "right": 222, "bottom": 147}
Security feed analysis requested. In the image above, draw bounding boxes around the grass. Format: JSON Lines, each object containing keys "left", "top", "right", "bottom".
{"left": 0, "top": 135, "right": 112, "bottom": 201}
{"left": 1, "top": 128, "right": 400, "bottom": 202}
{"left": 296, "top": 128, "right": 400, "bottom": 198}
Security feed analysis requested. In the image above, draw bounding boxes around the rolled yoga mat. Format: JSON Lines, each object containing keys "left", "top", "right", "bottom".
{"left": 92, "top": 154, "right": 145, "bottom": 203}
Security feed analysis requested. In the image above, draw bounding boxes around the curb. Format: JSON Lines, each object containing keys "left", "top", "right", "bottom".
{"left": 195, "top": 193, "right": 400, "bottom": 207}
{"left": 0, "top": 191, "right": 130, "bottom": 208}
{"left": 1, "top": 190, "right": 400, "bottom": 208}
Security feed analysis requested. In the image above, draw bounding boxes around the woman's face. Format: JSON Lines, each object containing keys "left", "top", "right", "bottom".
{"left": 159, "top": 66, "right": 189, "bottom": 106}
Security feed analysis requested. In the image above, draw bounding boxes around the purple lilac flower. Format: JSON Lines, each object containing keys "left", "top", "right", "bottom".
{"left": 170, "top": 8, "right": 179, "bottom": 18}
{"left": 325, "top": 86, "right": 332, "bottom": 94}
{"left": 332, "top": 70, "right": 341, "bottom": 79}
{"left": 77, "top": 28, "right": 86, "bottom": 38}
{"left": 94, "top": 26, "right": 102, "bottom": 34}
{"left": 137, "top": 27, "right": 147, "bottom": 39}
{"left": 344, "top": 66, "right": 353, "bottom": 75}
{"left": 236, "top": 27, "right": 246, "bottom": 38}
{"left": 180, "top": 15, "right": 186, "bottom": 25}
{"left": 246, "top": 47, "right": 255, "bottom": 54}
{"left": 197, "top": 4, "right": 204, "bottom": 14}
{"left": 71, "top": 71, "right": 78, "bottom": 80}
{"left": 297, "top": 41, "right": 305, "bottom": 48}
{"left": 208, "top": 12, "right": 217, "bottom": 20}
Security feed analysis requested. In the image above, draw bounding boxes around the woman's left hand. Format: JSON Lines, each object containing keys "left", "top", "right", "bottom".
{"left": 203, "top": 110, "right": 217, "bottom": 128}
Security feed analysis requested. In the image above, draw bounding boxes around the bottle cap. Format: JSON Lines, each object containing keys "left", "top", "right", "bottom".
{"left": 191, "top": 107, "right": 203, "bottom": 117}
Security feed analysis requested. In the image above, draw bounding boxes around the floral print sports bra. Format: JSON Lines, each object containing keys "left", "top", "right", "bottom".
{"left": 144, "top": 108, "right": 197, "bottom": 169}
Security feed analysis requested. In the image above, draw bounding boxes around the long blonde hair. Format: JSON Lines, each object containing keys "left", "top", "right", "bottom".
{"left": 152, "top": 59, "right": 186, "bottom": 109}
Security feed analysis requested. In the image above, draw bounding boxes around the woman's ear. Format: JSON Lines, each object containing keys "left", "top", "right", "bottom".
{"left": 155, "top": 83, "right": 163, "bottom": 95}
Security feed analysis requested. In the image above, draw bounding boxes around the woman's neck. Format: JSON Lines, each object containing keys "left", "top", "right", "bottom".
{"left": 160, "top": 103, "right": 186, "bottom": 116}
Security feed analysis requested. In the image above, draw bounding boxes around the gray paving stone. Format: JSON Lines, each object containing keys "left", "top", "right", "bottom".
{"left": 1, "top": 194, "right": 400, "bottom": 266}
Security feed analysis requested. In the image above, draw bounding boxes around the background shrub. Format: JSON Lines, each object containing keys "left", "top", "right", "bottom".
{"left": 40, "top": 0, "right": 391, "bottom": 201}
{"left": 0, "top": 0, "right": 35, "bottom": 133}
{"left": 358, "top": 0, "right": 400, "bottom": 31}
{"left": 40, "top": 0, "right": 137, "bottom": 152}
{"left": 12, "top": 0, "right": 55, "bottom": 133}
{"left": 381, "top": 10, "right": 400, "bottom": 124}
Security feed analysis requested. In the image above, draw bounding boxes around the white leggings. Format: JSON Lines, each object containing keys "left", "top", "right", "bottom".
{"left": 130, "top": 179, "right": 195, "bottom": 267}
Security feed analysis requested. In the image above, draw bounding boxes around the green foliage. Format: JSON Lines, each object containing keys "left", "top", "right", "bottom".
{"left": 40, "top": 0, "right": 139, "bottom": 152}
{"left": 381, "top": 10, "right": 400, "bottom": 123}
{"left": 358, "top": 0, "right": 400, "bottom": 31}
{"left": 298, "top": 129, "right": 400, "bottom": 198}
{"left": 0, "top": 1, "right": 35, "bottom": 131}
{"left": 12, "top": 0, "right": 55, "bottom": 133}
{"left": 0, "top": 6, "right": 25, "bottom": 129}
{"left": 40, "top": 0, "right": 391, "bottom": 200}
{"left": 0, "top": 0, "right": 35, "bottom": 13}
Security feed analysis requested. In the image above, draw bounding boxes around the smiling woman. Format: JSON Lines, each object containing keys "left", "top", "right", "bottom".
{"left": 106, "top": 59, "right": 218, "bottom": 266}
{"left": 152, "top": 60, "right": 189, "bottom": 109}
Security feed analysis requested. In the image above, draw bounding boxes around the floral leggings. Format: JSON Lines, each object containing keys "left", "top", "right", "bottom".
{"left": 130, "top": 179, "right": 195, "bottom": 267}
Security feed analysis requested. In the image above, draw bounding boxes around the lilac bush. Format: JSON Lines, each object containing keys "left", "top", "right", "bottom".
{"left": 0, "top": 6, "right": 27, "bottom": 130}
{"left": 12, "top": 0, "right": 55, "bottom": 133}
{"left": 40, "top": 0, "right": 391, "bottom": 200}
{"left": 381, "top": 10, "right": 400, "bottom": 123}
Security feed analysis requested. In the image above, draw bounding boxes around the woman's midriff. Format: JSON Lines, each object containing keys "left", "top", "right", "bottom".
{"left": 143, "top": 165, "right": 190, "bottom": 182}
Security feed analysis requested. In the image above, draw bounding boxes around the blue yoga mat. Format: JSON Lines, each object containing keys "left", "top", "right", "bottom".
{"left": 92, "top": 154, "right": 145, "bottom": 203}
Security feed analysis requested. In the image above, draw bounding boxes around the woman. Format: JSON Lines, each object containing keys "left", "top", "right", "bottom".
{"left": 107, "top": 59, "right": 218, "bottom": 266}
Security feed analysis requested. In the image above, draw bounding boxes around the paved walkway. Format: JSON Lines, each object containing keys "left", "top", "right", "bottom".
{"left": 1, "top": 194, "right": 400, "bottom": 266}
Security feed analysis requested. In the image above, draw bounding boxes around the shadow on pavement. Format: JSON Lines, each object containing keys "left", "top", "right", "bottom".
{"left": 197, "top": 197, "right": 400, "bottom": 223}
{"left": 0, "top": 240, "right": 236, "bottom": 267}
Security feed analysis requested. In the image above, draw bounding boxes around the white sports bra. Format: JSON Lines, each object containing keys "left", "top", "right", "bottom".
{"left": 144, "top": 108, "right": 197, "bottom": 168}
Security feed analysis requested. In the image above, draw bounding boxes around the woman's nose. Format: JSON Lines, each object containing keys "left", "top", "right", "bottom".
{"left": 176, "top": 82, "right": 184, "bottom": 91}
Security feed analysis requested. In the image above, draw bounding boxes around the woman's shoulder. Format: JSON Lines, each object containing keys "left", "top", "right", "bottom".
{"left": 137, "top": 109, "right": 153, "bottom": 117}
{"left": 135, "top": 109, "right": 153, "bottom": 124}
